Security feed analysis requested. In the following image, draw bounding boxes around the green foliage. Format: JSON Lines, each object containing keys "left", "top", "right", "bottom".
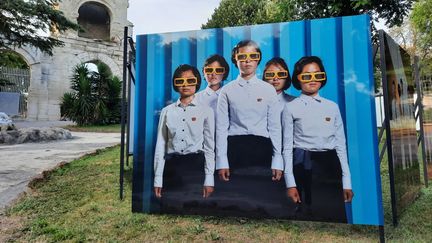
{"left": 202, "top": 0, "right": 269, "bottom": 28}
{"left": 60, "top": 62, "right": 122, "bottom": 126}
{"left": 294, "top": 0, "right": 413, "bottom": 27}
{"left": 411, "top": 0, "right": 432, "bottom": 74}
{"left": 202, "top": 0, "right": 299, "bottom": 29}
{"left": 0, "top": 0, "right": 79, "bottom": 55}
{"left": 203, "top": 0, "right": 413, "bottom": 29}
{"left": 0, "top": 50, "right": 28, "bottom": 68}
{"left": 0, "top": 50, "right": 28, "bottom": 87}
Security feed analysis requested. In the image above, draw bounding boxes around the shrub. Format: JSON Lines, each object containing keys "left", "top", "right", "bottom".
{"left": 60, "top": 63, "right": 122, "bottom": 125}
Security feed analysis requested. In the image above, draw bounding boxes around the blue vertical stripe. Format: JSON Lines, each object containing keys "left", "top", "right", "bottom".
{"left": 223, "top": 27, "right": 246, "bottom": 81}
{"left": 190, "top": 32, "right": 197, "bottom": 67}
{"left": 132, "top": 35, "right": 147, "bottom": 212}
{"left": 216, "top": 28, "right": 224, "bottom": 55}
{"left": 197, "top": 29, "right": 219, "bottom": 89}
{"left": 279, "top": 21, "right": 307, "bottom": 97}
{"left": 341, "top": 15, "right": 383, "bottom": 225}
{"left": 251, "top": 23, "right": 276, "bottom": 79}
{"left": 273, "top": 23, "right": 280, "bottom": 57}
{"left": 310, "top": 17, "right": 341, "bottom": 104}
{"left": 305, "top": 20, "right": 311, "bottom": 56}
{"left": 143, "top": 34, "right": 166, "bottom": 212}
{"left": 163, "top": 33, "right": 172, "bottom": 104}
{"left": 335, "top": 18, "right": 346, "bottom": 120}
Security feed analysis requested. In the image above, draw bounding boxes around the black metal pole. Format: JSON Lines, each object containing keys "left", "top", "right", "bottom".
{"left": 379, "top": 226, "right": 385, "bottom": 243}
{"left": 120, "top": 26, "right": 128, "bottom": 200}
{"left": 126, "top": 47, "right": 133, "bottom": 167}
{"left": 414, "top": 56, "right": 429, "bottom": 187}
{"left": 379, "top": 30, "right": 398, "bottom": 226}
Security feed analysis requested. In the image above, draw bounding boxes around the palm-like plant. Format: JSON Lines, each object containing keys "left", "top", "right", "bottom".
{"left": 61, "top": 62, "right": 122, "bottom": 125}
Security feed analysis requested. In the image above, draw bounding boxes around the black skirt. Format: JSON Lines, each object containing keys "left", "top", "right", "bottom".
{"left": 292, "top": 148, "right": 347, "bottom": 223}
{"left": 209, "top": 135, "right": 292, "bottom": 218}
{"left": 157, "top": 152, "right": 218, "bottom": 214}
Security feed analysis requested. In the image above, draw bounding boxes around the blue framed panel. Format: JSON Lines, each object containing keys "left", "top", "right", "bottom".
{"left": 132, "top": 14, "right": 384, "bottom": 225}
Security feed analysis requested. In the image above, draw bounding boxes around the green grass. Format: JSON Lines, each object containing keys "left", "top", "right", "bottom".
{"left": 3, "top": 146, "right": 432, "bottom": 242}
{"left": 62, "top": 124, "right": 121, "bottom": 133}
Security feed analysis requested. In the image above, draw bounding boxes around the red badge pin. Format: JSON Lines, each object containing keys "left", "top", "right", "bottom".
{"left": 192, "top": 117, "right": 197, "bottom": 121}
{"left": 257, "top": 98, "right": 263, "bottom": 102}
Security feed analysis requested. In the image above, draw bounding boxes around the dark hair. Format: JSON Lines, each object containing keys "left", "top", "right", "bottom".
{"left": 291, "top": 56, "right": 327, "bottom": 90}
{"left": 231, "top": 40, "right": 262, "bottom": 68}
{"left": 203, "top": 54, "right": 230, "bottom": 81}
{"left": 262, "top": 57, "right": 292, "bottom": 90}
{"left": 172, "top": 64, "right": 201, "bottom": 92}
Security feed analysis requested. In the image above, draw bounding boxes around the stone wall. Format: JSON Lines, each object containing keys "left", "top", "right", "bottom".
{"left": 15, "top": 0, "right": 133, "bottom": 121}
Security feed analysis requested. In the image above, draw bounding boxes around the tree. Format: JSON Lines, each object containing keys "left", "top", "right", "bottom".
{"left": 411, "top": 0, "right": 432, "bottom": 61}
{"left": 0, "top": 50, "right": 29, "bottom": 87}
{"left": 0, "top": 50, "right": 28, "bottom": 69}
{"left": 202, "top": 0, "right": 298, "bottom": 29}
{"left": 293, "top": 0, "right": 413, "bottom": 28}
{"left": 202, "top": 0, "right": 268, "bottom": 29}
{"left": 61, "top": 62, "right": 122, "bottom": 125}
{"left": 0, "top": 0, "right": 79, "bottom": 56}
{"left": 202, "top": 0, "right": 413, "bottom": 29}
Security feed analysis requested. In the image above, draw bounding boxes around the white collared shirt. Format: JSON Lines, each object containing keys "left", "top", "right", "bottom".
{"left": 154, "top": 98, "right": 215, "bottom": 187}
{"left": 276, "top": 92, "right": 296, "bottom": 115}
{"left": 216, "top": 75, "right": 283, "bottom": 170}
{"left": 282, "top": 94, "right": 352, "bottom": 189}
{"left": 195, "top": 86, "right": 221, "bottom": 116}
{"left": 277, "top": 92, "right": 296, "bottom": 105}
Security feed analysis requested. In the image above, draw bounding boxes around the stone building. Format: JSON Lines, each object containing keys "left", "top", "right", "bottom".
{"left": 8, "top": 0, "right": 132, "bottom": 120}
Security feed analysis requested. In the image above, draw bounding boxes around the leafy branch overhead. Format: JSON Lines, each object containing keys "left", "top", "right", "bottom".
{"left": 0, "top": 0, "right": 79, "bottom": 55}
{"left": 202, "top": 0, "right": 414, "bottom": 29}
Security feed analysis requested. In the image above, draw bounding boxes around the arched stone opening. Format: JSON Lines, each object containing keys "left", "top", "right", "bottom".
{"left": 0, "top": 50, "right": 31, "bottom": 117}
{"left": 77, "top": 2, "right": 111, "bottom": 40}
{"left": 75, "top": 52, "right": 121, "bottom": 78}
{"left": 83, "top": 59, "right": 112, "bottom": 76}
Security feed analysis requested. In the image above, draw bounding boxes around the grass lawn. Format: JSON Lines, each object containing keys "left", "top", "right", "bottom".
{"left": 2, "top": 146, "right": 432, "bottom": 242}
{"left": 62, "top": 124, "right": 121, "bottom": 133}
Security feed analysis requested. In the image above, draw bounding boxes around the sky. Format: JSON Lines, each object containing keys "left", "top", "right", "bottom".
{"left": 127, "top": 0, "right": 222, "bottom": 36}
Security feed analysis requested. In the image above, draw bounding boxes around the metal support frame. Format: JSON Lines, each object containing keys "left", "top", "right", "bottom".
{"left": 378, "top": 30, "right": 398, "bottom": 227}
{"left": 120, "top": 27, "right": 137, "bottom": 200}
{"left": 120, "top": 26, "right": 129, "bottom": 200}
{"left": 126, "top": 49, "right": 133, "bottom": 167}
{"left": 414, "top": 56, "right": 429, "bottom": 187}
{"left": 374, "top": 39, "right": 387, "bottom": 242}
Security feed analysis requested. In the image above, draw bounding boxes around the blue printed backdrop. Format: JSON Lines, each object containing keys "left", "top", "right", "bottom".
{"left": 133, "top": 14, "right": 384, "bottom": 226}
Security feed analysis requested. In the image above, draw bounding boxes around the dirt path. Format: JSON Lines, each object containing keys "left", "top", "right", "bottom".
{"left": 0, "top": 132, "right": 120, "bottom": 212}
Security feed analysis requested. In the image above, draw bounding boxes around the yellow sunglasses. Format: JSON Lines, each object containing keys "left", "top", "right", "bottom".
{"left": 298, "top": 72, "right": 326, "bottom": 83}
{"left": 235, "top": 52, "right": 261, "bottom": 62}
{"left": 204, "top": 67, "right": 225, "bottom": 75}
{"left": 264, "top": 71, "right": 288, "bottom": 79}
{"left": 174, "top": 77, "right": 198, "bottom": 87}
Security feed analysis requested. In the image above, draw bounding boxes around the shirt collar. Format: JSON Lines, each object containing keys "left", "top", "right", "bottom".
{"left": 205, "top": 86, "right": 221, "bottom": 96}
{"left": 299, "top": 93, "right": 322, "bottom": 103}
{"left": 277, "top": 92, "right": 284, "bottom": 101}
{"left": 175, "top": 96, "right": 197, "bottom": 107}
{"left": 237, "top": 75, "right": 259, "bottom": 87}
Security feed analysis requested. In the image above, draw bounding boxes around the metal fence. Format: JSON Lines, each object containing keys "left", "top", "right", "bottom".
{"left": 0, "top": 66, "right": 30, "bottom": 117}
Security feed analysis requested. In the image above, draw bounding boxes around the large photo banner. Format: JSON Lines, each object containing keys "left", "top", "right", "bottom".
{"left": 133, "top": 14, "right": 383, "bottom": 226}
